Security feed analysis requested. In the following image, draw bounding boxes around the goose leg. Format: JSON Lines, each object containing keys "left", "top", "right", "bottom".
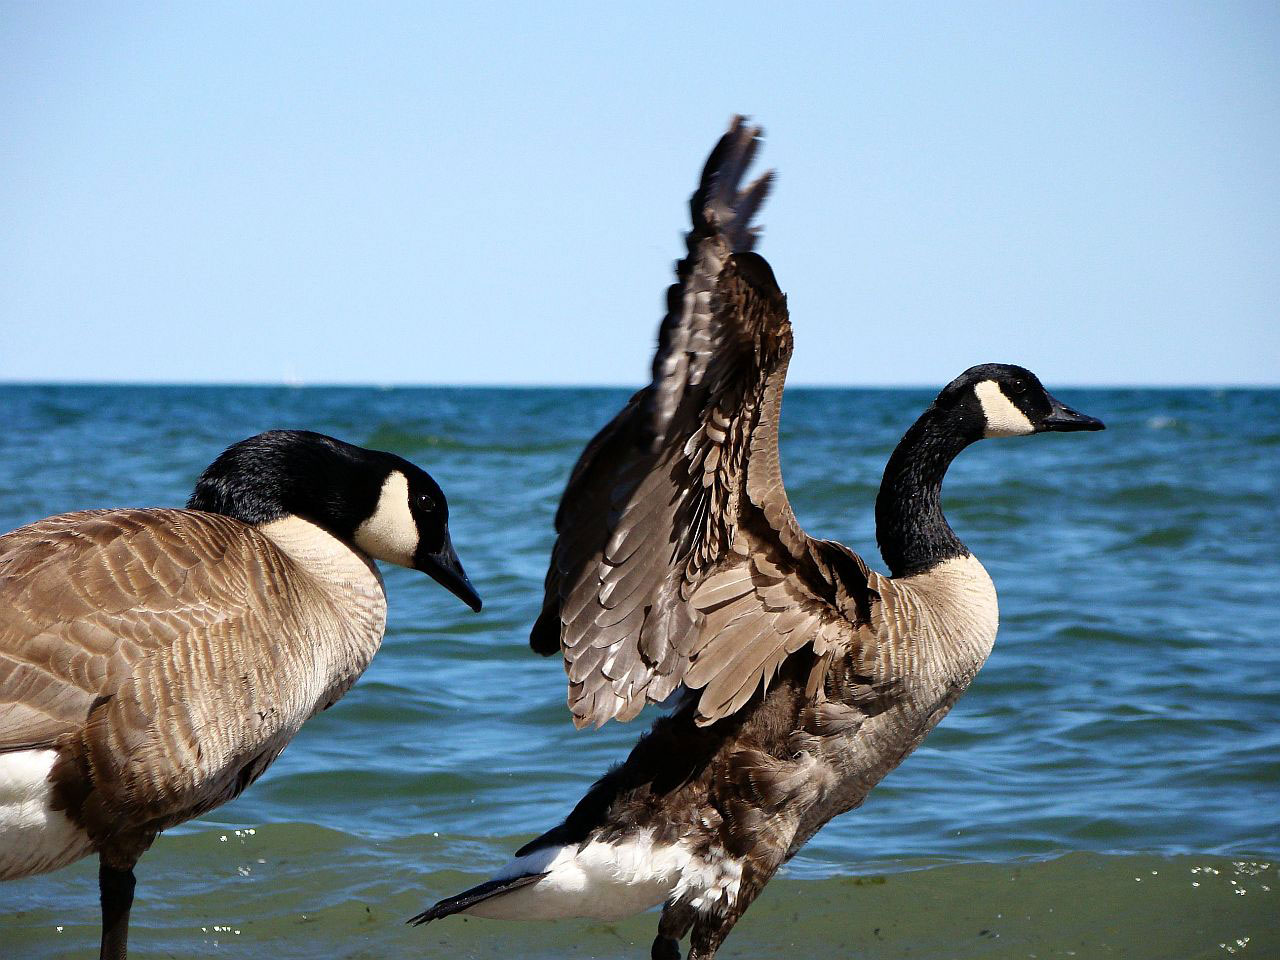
{"left": 687, "top": 907, "right": 746, "bottom": 960}
{"left": 98, "top": 859, "right": 136, "bottom": 960}
{"left": 685, "top": 855, "right": 785, "bottom": 960}
{"left": 652, "top": 900, "right": 695, "bottom": 960}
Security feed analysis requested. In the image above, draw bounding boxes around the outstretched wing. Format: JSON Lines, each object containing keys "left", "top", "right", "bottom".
{"left": 531, "top": 118, "right": 876, "bottom": 728}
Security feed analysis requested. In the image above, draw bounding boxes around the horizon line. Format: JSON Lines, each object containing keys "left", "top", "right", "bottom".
{"left": 1, "top": 379, "right": 1277, "bottom": 391}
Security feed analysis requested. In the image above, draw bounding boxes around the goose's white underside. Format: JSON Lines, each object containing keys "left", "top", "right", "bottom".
{"left": 465, "top": 833, "right": 741, "bottom": 920}
{"left": 0, "top": 749, "right": 92, "bottom": 881}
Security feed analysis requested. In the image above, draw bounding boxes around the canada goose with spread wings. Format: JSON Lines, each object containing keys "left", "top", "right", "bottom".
{"left": 411, "top": 118, "right": 1103, "bottom": 959}
{"left": 0, "top": 430, "right": 481, "bottom": 960}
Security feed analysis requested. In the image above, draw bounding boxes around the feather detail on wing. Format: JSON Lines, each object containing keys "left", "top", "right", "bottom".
{"left": 0, "top": 510, "right": 253, "bottom": 753}
{"left": 530, "top": 117, "right": 876, "bottom": 728}
{"left": 0, "top": 508, "right": 347, "bottom": 835}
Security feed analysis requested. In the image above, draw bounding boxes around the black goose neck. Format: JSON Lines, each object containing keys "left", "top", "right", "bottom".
{"left": 875, "top": 405, "right": 976, "bottom": 578}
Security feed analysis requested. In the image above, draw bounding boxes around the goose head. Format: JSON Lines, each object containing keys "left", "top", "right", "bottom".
{"left": 876, "top": 364, "right": 1104, "bottom": 576}
{"left": 933, "top": 363, "right": 1104, "bottom": 440}
{"left": 188, "top": 430, "right": 482, "bottom": 611}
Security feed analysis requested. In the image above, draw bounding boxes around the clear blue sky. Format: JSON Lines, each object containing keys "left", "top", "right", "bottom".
{"left": 2, "top": 2, "right": 1277, "bottom": 386}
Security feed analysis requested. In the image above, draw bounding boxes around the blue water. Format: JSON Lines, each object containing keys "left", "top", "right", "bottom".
{"left": 1, "top": 384, "right": 1277, "bottom": 958}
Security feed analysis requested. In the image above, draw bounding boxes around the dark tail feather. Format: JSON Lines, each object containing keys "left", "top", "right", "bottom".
{"left": 407, "top": 872, "right": 546, "bottom": 926}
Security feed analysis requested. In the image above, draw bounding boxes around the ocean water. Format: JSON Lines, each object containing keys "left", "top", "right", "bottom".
{"left": 0, "top": 384, "right": 1276, "bottom": 959}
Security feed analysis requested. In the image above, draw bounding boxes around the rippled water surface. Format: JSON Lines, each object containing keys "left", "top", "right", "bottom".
{"left": 2, "top": 385, "right": 1277, "bottom": 958}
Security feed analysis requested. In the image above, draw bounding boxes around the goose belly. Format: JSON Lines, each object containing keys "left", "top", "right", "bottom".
{"left": 0, "top": 749, "right": 93, "bottom": 880}
{"left": 467, "top": 836, "right": 702, "bottom": 921}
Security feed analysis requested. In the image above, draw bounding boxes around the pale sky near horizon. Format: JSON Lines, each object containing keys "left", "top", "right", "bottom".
{"left": 2, "top": 3, "right": 1277, "bottom": 387}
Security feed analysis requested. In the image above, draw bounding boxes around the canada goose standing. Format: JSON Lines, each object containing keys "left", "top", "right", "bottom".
{"left": 0, "top": 429, "right": 481, "bottom": 959}
{"left": 409, "top": 119, "right": 1104, "bottom": 959}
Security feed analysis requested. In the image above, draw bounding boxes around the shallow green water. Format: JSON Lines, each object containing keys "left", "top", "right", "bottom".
{"left": 2, "top": 385, "right": 1277, "bottom": 958}
{"left": 6, "top": 838, "right": 1276, "bottom": 958}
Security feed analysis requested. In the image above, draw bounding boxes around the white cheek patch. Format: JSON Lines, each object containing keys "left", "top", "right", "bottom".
{"left": 975, "top": 380, "right": 1035, "bottom": 437}
{"left": 353, "top": 471, "right": 419, "bottom": 568}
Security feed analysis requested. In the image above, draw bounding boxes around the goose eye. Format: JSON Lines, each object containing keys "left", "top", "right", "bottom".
{"left": 417, "top": 493, "right": 436, "bottom": 512}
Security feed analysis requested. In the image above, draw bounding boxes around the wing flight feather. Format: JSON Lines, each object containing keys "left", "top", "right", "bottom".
{"left": 531, "top": 118, "right": 876, "bottom": 728}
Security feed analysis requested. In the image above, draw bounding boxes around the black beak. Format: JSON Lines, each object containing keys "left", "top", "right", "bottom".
{"left": 416, "top": 532, "right": 483, "bottom": 612}
{"left": 1040, "top": 394, "right": 1105, "bottom": 433}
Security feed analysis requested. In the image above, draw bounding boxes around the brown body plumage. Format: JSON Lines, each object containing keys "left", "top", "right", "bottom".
{"left": 1, "top": 430, "right": 481, "bottom": 960}
{"left": 0, "top": 508, "right": 386, "bottom": 877}
{"left": 411, "top": 118, "right": 1103, "bottom": 959}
